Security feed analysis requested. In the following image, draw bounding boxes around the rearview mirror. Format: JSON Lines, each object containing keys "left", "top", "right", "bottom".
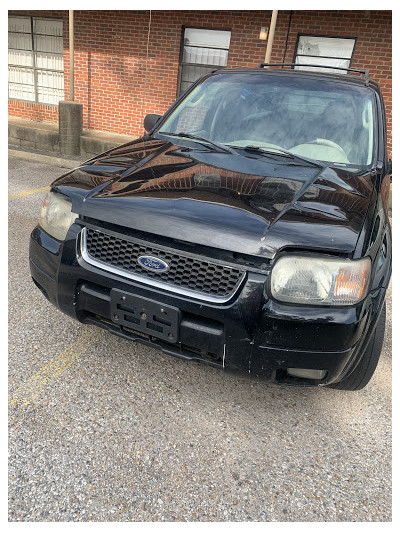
{"left": 144, "top": 114, "right": 162, "bottom": 133}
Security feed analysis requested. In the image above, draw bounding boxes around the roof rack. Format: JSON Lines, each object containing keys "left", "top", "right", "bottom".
{"left": 257, "top": 63, "right": 370, "bottom": 83}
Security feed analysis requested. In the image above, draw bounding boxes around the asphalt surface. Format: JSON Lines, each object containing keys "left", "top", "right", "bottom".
{"left": 8, "top": 153, "right": 392, "bottom": 522}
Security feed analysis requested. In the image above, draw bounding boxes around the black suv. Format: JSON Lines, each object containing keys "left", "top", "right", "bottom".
{"left": 29, "top": 64, "right": 392, "bottom": 390}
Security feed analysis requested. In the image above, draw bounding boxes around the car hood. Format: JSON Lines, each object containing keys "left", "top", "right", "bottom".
{"left": 53, "top": 137, "right": 374, "bottom": 259}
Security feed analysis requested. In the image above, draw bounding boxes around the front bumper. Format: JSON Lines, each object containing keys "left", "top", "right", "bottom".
{"left": 29, "top": 222, "right": 387, "bottom": 387}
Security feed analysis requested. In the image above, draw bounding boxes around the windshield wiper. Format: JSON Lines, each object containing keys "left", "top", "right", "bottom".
{"left": 229, "top": 144, "right": 325, "bottom": 170}
{"left": 158, "top": 131, "right": 234, "bottom": 154}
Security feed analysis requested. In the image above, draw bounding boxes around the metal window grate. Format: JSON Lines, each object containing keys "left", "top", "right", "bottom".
{"left": 81, "top": 227, "right": 246, "bottom": 302}
{"left": 293, "top": 36, "right": 356, "bottom": 75}
{"left": 178, "top": 28, "right": 231, "bottom": 96}
{"left": 8, "top": 16, "right": 64, "bottom": 105}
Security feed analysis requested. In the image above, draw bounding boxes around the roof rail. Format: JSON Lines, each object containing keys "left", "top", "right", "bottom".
{"left": 257, "top": 63, "right": 370, "bottom": 83}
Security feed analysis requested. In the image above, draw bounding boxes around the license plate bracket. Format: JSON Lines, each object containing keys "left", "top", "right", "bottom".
{"left": 110, "top": 289, "right": 180, "bottom": 343}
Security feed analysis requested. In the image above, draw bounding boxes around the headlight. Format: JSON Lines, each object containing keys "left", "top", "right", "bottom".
{"left": 39, "top": 191, "right": 77, "bottom": 241}
{"left": 270, "top": 255, "right": 371, "bottom": 306}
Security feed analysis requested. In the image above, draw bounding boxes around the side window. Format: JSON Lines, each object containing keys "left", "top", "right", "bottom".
{"left": 294, "top": 35, "right": 356, "bottom": 74}
{"left": 8, "top": 16, "right": 64, "bottom": 104}
{"left": 178, "top": 28, "right": 231, "bottom": 96}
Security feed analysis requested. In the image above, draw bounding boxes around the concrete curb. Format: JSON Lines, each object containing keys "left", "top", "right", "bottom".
{"left": 8, "top": 148, "right": 83, "bottom": 170}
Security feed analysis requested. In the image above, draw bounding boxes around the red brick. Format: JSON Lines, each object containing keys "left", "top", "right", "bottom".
{"left": 8, "top": 9, "right": 392, "bottom": 155}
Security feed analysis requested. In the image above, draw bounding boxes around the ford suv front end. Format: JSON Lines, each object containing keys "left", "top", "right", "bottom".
{"left": 29, "top": 65, "right": 392, "bottom": 389}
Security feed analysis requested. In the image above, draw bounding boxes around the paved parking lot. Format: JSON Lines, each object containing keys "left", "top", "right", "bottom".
{"left": 8, "top": 153, "right": 392, "bottom": 522}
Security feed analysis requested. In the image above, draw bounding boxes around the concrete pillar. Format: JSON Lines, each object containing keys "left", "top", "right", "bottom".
{"left": 59, "top": 100, "right": 83, "bottom": 156}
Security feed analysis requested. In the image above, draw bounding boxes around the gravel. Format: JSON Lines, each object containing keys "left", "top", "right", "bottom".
{"left": 8, "top": 154, "right": 392, "bottom": 522}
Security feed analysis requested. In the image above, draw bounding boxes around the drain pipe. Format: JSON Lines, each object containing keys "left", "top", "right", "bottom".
{"left": 69, "top": 9, "right": 74, "bottom": 101}
{"left": 59, "top": 9, "right": 82, "bottom": 156}
{"left": 264, "top": 10, "right": 278, "bottom": 64}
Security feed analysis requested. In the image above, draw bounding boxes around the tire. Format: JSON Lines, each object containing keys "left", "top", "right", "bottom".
{"left": 329, "top": 302, "right": 386, "bottom": 391}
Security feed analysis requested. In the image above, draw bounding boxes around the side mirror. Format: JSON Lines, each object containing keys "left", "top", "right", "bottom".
{"left": 385, "top": 159, "right": 392, "bottom": 177}
{"left": 144, "top": 113, "right": 162, "bottom": 133}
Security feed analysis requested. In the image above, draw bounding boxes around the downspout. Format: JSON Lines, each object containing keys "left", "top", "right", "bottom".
{"left": 264, "top": 10, "right": 278, "bottom": 64}
{"left": 69, "top": 10, "right": 74, "bottom": 101}
{"left": 59, "top": 9, "right": 82, "bottom": 157}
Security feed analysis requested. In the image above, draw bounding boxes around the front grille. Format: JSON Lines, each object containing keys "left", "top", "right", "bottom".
{"left": 81, "top": 227, "right": 246, "bottom": 301}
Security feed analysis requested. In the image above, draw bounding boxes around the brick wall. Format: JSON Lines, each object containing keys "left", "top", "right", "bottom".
{"left": 8, "top": 10, "right": 392, "bottom": 155}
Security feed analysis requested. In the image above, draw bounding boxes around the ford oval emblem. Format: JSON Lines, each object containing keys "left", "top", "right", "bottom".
{"left": 137, "top": 255, "right": 170, "bottom": 273}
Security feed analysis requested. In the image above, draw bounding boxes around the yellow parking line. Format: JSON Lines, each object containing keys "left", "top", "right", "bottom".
{"left": 9, "top": 328, "right": 102, "bottom": 408}
{"left": 8, "top": 186, "right": 50, "bottom": 199}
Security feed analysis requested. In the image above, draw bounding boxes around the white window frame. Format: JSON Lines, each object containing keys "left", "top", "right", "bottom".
{"left": 8, "top": 15, "right": 64, "bottom": 105}
{"left": 294, "top": 35, "right": 356, "bottom": 75}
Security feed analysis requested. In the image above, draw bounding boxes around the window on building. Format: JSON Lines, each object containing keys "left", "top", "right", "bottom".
{"left": 8, "top": 16, "right": 64, "bottom": 105}
{"left": 178, "top": 28, "right": 231, "bottom": 96}
{"left": 294, "top": 35, "right": 356, "bottom": 74}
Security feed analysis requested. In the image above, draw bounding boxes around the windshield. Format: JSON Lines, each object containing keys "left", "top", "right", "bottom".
{"left": 158, "top": 73, "right": 376, "bottom": 169}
